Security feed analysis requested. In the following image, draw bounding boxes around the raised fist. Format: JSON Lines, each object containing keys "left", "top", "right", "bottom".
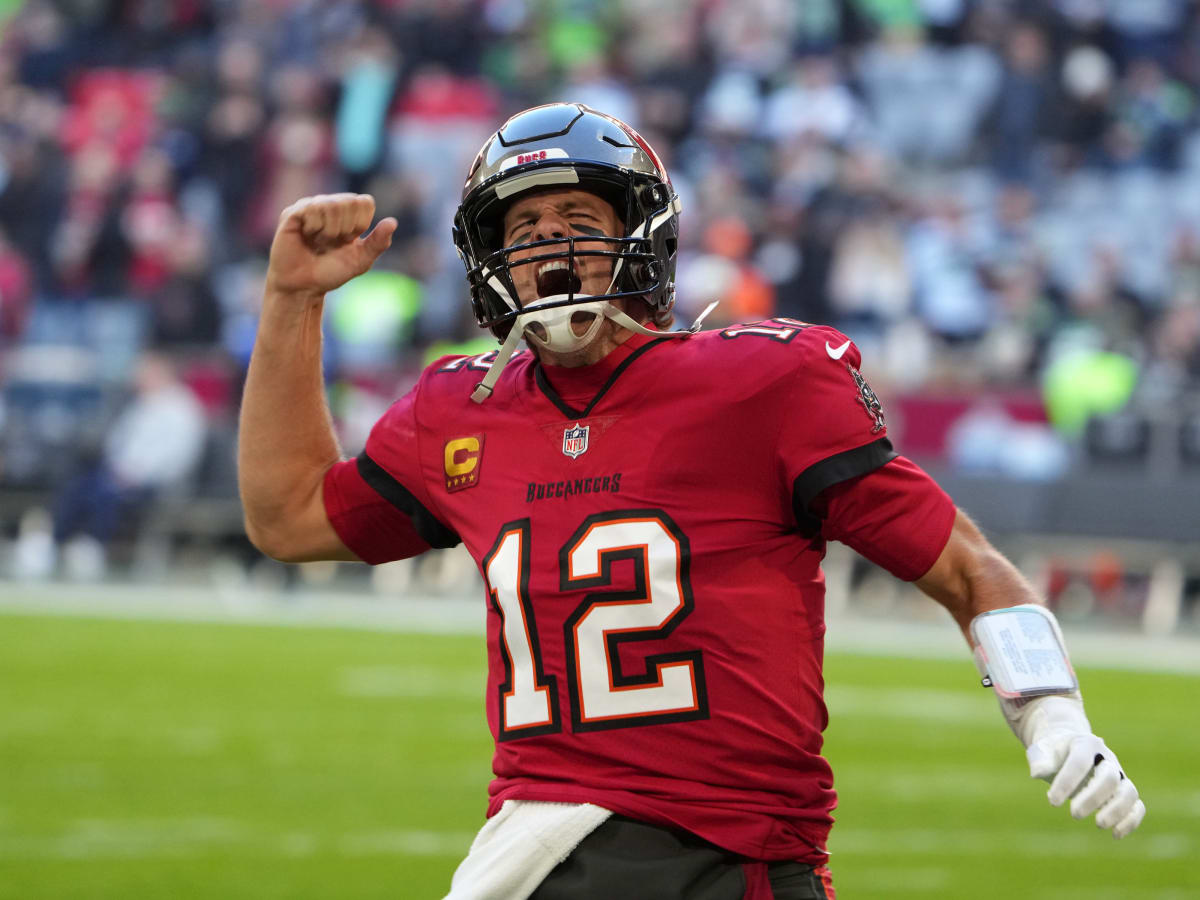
{"left": 265, "top": 193, "right": 398, "bottom": 299}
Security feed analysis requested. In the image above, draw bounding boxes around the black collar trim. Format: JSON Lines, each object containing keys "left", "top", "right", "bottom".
{"left": 534, "top": 337, "right": 673, "bottom": 420}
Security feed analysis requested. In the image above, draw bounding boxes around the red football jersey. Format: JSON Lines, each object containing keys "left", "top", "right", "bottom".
{"left": 324, "top": 318, "right": 956, "bottom": 862}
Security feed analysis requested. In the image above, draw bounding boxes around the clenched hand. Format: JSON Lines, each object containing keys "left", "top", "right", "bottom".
{"left": 266, "top": 193, "right": 398, "bottom": 299}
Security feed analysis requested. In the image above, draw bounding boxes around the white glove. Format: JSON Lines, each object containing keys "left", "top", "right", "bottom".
{"left": 1011, "top": 695, "right": 1146, "bottom": 839}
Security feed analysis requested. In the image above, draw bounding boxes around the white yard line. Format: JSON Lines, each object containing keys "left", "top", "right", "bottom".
{"left": 825, "top": 613, "right": 1200, "bottom": 675}
{"left": 2, "top": 580, "right": 1199, "bottom": 675}
{"left": 830, "top": 828, "right": 1194, "bottom": 860}
{"left": 0, "top": 580, "right": 486, "bottom": 635}
{"left": 0, "top": 819, "right": 473, "bottom": 860}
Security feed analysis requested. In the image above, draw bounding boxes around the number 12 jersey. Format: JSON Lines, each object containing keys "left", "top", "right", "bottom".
{"left": 323, "top": 319, "right": 956, "bottom": 863}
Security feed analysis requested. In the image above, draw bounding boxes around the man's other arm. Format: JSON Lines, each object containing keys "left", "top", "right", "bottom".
{"left": 817, "top": 462, "right": 1144, "bottom": 839}
{"left": 238, "top": 194, "right": 396, "bottom": 562}
{"left": 914, "top": 509, "right": 1145, "bottom": 839}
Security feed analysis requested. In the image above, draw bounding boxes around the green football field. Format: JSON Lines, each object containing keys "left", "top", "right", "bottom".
{"left": 1, "top": 610, "right": 1196, "bottom": 899}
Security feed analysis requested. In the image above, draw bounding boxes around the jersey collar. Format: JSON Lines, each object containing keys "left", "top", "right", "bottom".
{"left": 534, "top": 330, "right": 669, "bottom": 419}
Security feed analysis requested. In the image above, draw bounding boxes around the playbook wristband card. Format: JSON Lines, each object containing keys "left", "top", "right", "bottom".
{"left": 970, "top": 605, "right": 1078, "bottom": 699}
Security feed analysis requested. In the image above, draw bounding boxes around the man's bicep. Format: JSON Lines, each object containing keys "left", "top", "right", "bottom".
{"left": 283, "top": 483, "right": 364, "bottom": 562}
{"left": 246, "top": 475, "right": 363, "bottom": 563}
{"left": 321, "top": 456, "right": 441, "bottom": 564}
{"left": 813, "top": 456, "right": 957, "bottom": 582}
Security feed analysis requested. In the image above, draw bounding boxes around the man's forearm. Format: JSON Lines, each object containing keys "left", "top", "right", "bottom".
{"left": 952, "top": 548, "right": 1041, "bottom": 639}
{"left": 915, "top": 510, "right": 1040, "bottom": 641}
{"left": 238, "top": 194, "right": 395, "bottom": 561}
{"left": 238, "top": 287, "right": 341, "bottom": 549}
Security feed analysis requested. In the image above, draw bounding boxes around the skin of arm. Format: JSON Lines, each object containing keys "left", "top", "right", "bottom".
{"left": 914, "top": 508, "right": 1042, "bottom": 640}
{"left": 238, "top": 193, "right": 397, "bottom": 563}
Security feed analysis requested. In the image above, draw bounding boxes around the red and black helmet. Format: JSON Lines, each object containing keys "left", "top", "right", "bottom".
{"left": 453, "top": 103, "right": 681, "bottom": 339}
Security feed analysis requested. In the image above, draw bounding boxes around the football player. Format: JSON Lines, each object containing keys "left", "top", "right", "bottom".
{"left": 238, "top": 104, "right": 1145, "bottom": 900}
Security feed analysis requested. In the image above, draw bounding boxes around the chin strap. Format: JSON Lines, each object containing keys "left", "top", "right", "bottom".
{"left": 470, "top": 299, "right": 720, "bottom": 404}
{"left": 687, "top": 300, "right": 720, "bottom": 333}
{"left": 470, "top": 323, "right": 526, "bottom": 404}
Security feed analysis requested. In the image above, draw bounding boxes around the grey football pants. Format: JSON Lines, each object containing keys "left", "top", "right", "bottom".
{"left": 529, "top": 815, "right": 834, "bottom": 900}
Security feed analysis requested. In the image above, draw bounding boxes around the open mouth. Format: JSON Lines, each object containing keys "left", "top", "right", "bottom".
{"left": 535, "top": 259, "right": 582, "bottom": 298}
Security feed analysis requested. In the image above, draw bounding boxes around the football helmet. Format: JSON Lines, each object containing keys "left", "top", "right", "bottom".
{"left": 453, "top": 103, "right": 682, "bottom": 378}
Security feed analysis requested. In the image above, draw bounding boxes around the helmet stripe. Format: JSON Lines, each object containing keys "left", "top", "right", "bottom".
{"left": 627, "top": 128, "right": 669, "bottom": 183}
{"left": 494, "top": 167, "right": 580, "bottom": 200}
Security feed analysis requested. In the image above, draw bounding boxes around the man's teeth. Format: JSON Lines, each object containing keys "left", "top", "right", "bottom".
{"left": 537, "top": 260, "right": 570, "bottom": 278}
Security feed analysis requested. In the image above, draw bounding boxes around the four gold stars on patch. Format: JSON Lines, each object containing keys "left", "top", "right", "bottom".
{"left": 446, "top": 471, "right": 478, "bottom": 489}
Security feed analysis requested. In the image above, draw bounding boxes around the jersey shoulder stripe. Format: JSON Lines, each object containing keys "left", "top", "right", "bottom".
{"left": 356, "top": 453, "right": 461, "bottom": 548}
{"left": 791, "top": 437, "right": 898, "bottom": 531}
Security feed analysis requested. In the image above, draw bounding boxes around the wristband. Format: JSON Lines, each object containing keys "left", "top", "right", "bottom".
{"left": 970, "top": 604, "right": 1078, "bottom": 699}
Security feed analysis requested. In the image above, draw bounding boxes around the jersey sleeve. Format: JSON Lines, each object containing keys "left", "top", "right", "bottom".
{"left": 811, "top": 456, "right": 957, "bottom": 582}
{"left": 322, "top": 374, "right": 461, "bottom": 565}
{"left": 776, "top": 327, "right": 898, "bottom": 530}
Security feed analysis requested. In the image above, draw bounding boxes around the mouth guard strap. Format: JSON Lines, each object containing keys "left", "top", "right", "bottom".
{"left": 470, "top": 324, "right": 524, "bottom": 404}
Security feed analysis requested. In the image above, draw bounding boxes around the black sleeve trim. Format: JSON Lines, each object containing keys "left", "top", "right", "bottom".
{"left": 791, "top": 437, "right": 898, "bottom": 529}
{"left": 356, "top": 453, "right": 461, "bottom": 549}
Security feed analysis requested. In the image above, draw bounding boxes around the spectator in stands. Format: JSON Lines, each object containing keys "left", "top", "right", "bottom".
{"left": 1052, "top": 45, "right": 1116, "bottom": 170}
{"left": 1106, "top": 57, "right": 1194, "bottom": 171}
{"left": 201, "top": 38, "right": 268, "bottom": 227}
{"left": 334, "top": 25, "right": 399, "bottom": 193}
{"left": 0, "top": 226, "right": 32, "bottom": 342}
{"left": 246, "top": 64, "right": 335, "bottom": 248}
{"left": 49, "top": 140, "right": 127, "bottom": 296}
{"left": 762, "top": 54, "right": 863, "bottom": 146}
{"left": 121, "top": 146, "right": 182, "bottom": 296}
{"left": 827, "top": 196, "right": 912, "bottom": 333}
{"left": 907, "top": 188, "right": 993, "bottom": 342}
{"left": 0, "top": 96, "right": 67, "bottom": 287}
{"left": 14, "top": 352, "right": 206, "bottom": 580}
{"left": 151, "top": 220, "right": 222, "bottom": 346}
{"left": 986, "top": 20, "right": 1055, "bottom": 181}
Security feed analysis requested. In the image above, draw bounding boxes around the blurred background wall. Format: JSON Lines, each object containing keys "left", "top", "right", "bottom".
{"left": 1, "top": 0, "right": 1199, "bottom": 633}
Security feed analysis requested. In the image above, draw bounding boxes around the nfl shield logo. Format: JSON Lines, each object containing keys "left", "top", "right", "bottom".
{"left": 562, "top": 423, "right": 589, "bottom": 459}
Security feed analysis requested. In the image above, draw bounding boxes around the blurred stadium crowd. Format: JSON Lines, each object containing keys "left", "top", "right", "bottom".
{"left": 5, "top": 0, "right": 1200, "bottom": 587}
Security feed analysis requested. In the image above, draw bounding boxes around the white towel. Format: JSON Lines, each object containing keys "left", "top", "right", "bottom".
{"left": 443, "top": 800, "right": 612, "bottom": 900}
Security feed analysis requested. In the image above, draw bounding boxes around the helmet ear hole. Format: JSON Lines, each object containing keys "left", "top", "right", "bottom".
{"left": 644, "top": 183, "right": 668, "bottom": 208}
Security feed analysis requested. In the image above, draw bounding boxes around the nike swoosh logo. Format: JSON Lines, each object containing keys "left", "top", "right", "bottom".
{"left": 825, "top": 339, "right": 851, "bottom": 360}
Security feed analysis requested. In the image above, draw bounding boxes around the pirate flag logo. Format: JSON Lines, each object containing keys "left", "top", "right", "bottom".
{"left": 848, "top": 365, "right": 885, "bottom": 433}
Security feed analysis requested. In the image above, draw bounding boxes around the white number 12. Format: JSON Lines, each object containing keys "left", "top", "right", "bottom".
{"left": 483, "top": 511, "right": 709, "bottom": 739}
